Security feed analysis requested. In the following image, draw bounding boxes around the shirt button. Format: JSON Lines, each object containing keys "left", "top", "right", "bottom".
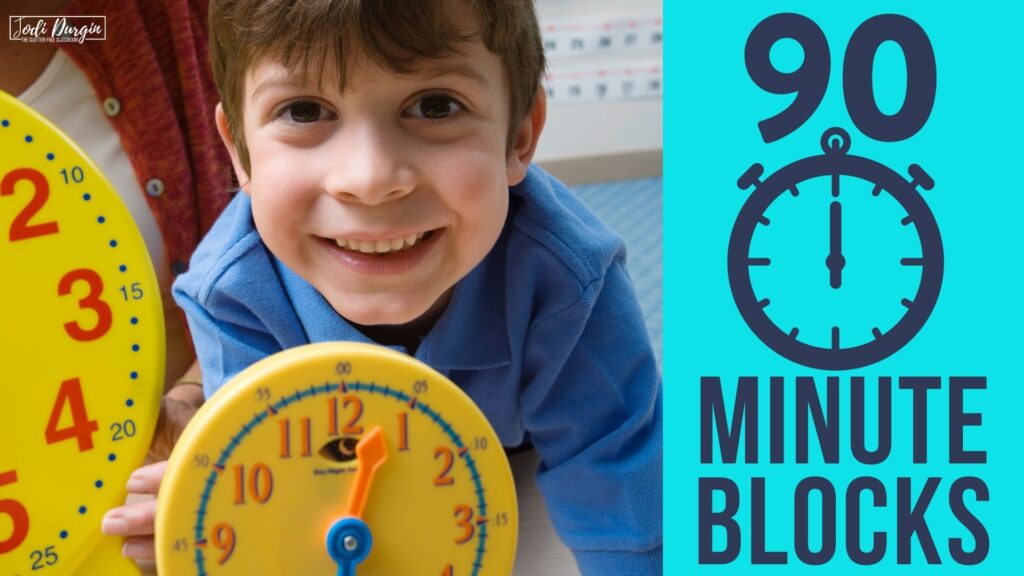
{"left": 171, "top": 260, "right": 188, "bottom": 275}
{"left": 102, "top": 97, "right": 121, "bottom": 117}
{"left": 145, "top": 178, "right": 165, "bottom": 197}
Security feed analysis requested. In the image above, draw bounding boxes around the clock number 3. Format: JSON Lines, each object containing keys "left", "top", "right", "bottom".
{"left": 1, "top": 167, "right": 60, "bottom": 242}
{"left": 58, "top": 268, "right": 113, "bottom": 342}
{"left": 45, "top": 377, "right": 99, "bottom": 451}
{"left": 0, "top": 469, "right": 30, "bottom": 554}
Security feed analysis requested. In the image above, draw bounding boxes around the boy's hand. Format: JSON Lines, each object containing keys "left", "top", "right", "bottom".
{"left": 148, "top": 387, "right": 202, "bottom": 462}
{"left": 100, "top": 460, "right": 166, "bottom": 560}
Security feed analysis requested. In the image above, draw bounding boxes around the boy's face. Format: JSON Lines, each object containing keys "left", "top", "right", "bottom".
{"left": 219, "top": 39, "right": 543, "bottom": 326}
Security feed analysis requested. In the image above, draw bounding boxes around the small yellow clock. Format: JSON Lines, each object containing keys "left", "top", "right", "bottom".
{"left": 0, "top": 91, "right": 164, "bottom": 574}
{"left": 156, "top": 342, "right": 518, "bottom": 575}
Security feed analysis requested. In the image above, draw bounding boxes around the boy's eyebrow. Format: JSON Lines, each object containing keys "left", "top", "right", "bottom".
{"left": 416, "top": 61, "right": 490, "bottom": 88}
{"left": 249, "top": 60, "right": 492, "bottom": 102}
{"left": 250, "top": 75, "right": 311, "bottom": 101}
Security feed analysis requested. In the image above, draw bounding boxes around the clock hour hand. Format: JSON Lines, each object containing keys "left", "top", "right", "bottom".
{"left": 344, "top": 426, "right": 388, "bottom": 519}
{"left": 825, "top": 200, "right": 845, "bottom": 289}
{"left": 326, "top": 427, "right": 388, "bottom": 576}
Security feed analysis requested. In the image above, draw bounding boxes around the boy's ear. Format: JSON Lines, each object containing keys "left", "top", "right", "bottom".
{"left": 215, "top": 103, "right": 252, "bottom": 191}
{"left": 506, "top": 87, "right": 547, "bottom": 186}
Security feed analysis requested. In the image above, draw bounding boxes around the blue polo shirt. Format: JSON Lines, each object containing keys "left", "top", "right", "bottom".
{"left": 173, "top": 165, "right": 663, "bottom": 574}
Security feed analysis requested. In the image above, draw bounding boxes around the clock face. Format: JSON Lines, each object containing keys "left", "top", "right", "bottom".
{"left": 728, "top": 128, "right": 943, "bottom": 370}
{"left": 156, "top": 342, "right": 518, "bottom": 576}
{"left": 0, "top": 91, "right": 164, "bottom": 574}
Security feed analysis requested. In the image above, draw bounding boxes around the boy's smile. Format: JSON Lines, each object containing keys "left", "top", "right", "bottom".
{"left": 217, "top": 38, "right": 541, "bottom": 328}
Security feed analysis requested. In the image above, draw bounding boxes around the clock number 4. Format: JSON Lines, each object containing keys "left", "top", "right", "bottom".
{"left": 1, "top": 167, "right": 60, "bottom": 242}
{"left": 45, "top": 377, "right": 99, "bottom": 452}
{"left": 0, "top": 469, "right": 30, "bottom": 555}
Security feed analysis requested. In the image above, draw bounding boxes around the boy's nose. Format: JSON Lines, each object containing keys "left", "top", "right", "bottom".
{"left": 323, "top": 125, "right": 416, "bottom": 205}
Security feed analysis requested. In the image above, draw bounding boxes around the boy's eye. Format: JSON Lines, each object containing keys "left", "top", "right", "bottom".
{"left": 408, "top": 95, "right": 463, "bottom": 120}
{"left": 281, "top": 100, "right": 329, "bottom": 123}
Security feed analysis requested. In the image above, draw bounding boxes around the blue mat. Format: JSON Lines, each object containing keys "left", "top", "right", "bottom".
{"left": 571, "top": 177, "right": 663, "bottom": 368}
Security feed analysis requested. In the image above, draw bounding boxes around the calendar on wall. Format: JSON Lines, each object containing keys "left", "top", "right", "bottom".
{"left": 540, "top": 13, "right": 663, "bottom": 104}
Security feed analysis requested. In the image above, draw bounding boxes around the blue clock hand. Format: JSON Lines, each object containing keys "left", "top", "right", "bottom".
{"left": 327, "top": 518, "right": 373, "bottom": 576}
{"left": 826, "top": 200, "right": 845, "bottom": 288}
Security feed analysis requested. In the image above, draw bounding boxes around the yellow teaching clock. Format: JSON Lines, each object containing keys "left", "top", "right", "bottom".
{"left": 0, "top": 91, "right": 164, "bottom": 574}
{"left": 156, "top": 342, "right": 518, "bottom": 575}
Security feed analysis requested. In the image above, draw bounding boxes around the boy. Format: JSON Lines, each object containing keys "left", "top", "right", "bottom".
{"left": 108, "top": 0, "right": 662, "bottom": 573}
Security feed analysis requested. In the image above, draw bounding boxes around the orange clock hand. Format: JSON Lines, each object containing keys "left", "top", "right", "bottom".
{"left": 344, "top": 426, "right": 388, "bottom": 518}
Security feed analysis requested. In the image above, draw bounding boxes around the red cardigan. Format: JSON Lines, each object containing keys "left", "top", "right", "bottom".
{"left": 59, "top": 0, "right": 233, "bottom": 273}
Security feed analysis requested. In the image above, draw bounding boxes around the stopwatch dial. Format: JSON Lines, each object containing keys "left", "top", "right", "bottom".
{"left": 157, "top": 342, "right": 517, "bottom": 575}
{"left": 0, "top": 91, "right": 163, "bottom": 575}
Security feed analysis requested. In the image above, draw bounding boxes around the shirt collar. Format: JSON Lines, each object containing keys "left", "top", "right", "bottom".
{"left": 274, "top": 252, "right": 510, "bottom": 372}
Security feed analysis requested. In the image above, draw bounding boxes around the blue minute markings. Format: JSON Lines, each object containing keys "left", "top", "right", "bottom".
{"left": 193, "top": 381, "right": 491, "bottom": 575}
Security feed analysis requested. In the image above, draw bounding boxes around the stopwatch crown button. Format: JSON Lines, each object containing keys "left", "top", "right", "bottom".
{"left": 737, "top": 164, "right": 764, "bottom": 190}
{"left": 907, "top": 164, "right": 934, "bottom": 191}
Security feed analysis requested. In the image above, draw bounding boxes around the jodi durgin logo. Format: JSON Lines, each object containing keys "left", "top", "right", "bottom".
{"left": 8, "top": 15, "right": 106, "bottom": 44}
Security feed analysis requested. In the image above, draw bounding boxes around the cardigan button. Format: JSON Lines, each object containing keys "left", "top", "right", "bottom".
{"left": 171, "top": 260, "right": 188, "bottom": 275}
{"left": 145, "top": 178, "right": 165, "bottom": 197}
{"left": 102, "top": 97, "right": 122, "bottom": 117}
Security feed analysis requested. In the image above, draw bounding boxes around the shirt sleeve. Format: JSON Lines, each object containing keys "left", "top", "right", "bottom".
{"left": 171, "top": 195, "right": 307, "bottom": 396}
{"left": 173, "top": 278, "right": 290, "bottom": 398}
{"left": 519, "top": 257, "right": 663, "bottom": 575}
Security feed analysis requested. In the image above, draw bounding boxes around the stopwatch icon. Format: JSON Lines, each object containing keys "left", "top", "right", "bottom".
{"left": 728, "top": 127, "right": 943, "bottom": 370}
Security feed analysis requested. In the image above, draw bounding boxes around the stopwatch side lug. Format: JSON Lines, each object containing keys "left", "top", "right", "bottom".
{"left": 907, "top": 164, "right": 934, "bottom": 191}
{"left": 738, "top": 163, "right": 765, "bottom": 190}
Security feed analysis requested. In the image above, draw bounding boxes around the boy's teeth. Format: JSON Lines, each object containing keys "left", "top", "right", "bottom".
{"left": 335, "top": 232, "right": 428, "bottom": 254}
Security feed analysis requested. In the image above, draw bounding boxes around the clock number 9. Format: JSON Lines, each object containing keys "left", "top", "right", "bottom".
{"left": 210, "top": 523, "right": 236, "bottom": 565}
{"left": 1, "top": 167, "right": 60, "bottom": 242}
{"left": 746, "top": 13, "right": 935, "bottom": 143}
{"left": 0, "top": 469, "right": 30, "bottom": 555}
{"left": 58, "top": 268, "right": 113, "bottom": 342}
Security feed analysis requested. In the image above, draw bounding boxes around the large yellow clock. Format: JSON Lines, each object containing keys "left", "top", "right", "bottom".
{"left": 156, "top": 342, "right": 518, "bottom": 575}
{"left": 0, "top": 91, "right": 164, "bottom": 574}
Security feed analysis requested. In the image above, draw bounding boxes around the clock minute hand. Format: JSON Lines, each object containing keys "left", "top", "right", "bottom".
{"left": 826, "top": 200, "right": 845, "bottom": 289}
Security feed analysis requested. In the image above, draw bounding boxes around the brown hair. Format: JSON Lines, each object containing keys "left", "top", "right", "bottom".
{"left": 209, "top": 0, "right": 546, "bottom": 173}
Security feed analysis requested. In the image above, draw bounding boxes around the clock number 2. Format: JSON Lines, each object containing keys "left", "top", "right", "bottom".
{"left": 45, "top": 377, "right": 99, "bottom": 452}
{"left": 1, "top": 167, "right": 60, "bottom": 242}
{"left": 58, "top": 268, "right": 113, "bottom": 342}
{"left": 0, "top": 469, "right": 30, "bottom": 555}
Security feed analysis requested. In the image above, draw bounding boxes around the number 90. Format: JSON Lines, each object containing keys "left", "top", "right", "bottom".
{"left": 746, "top": 13, "right": 936, "bottom": 143}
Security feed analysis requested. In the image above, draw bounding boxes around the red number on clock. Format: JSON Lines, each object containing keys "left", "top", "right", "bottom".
{"left": 0, "top": 469, "right": 30, "bottom": 554}
{"left": 58, "top": 268, "right": 113, "bottom": 341}
{"left": 453, "top": 504, "right": 475, "bottom": 544}
{"left": 45, "top": 377, "right": 99, "bottom": 451}
{"left": 1, "top": 167, "right": 60, "bottom": 241}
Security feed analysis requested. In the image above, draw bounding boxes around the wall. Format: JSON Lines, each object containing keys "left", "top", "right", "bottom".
{"left": 533, "top": 0, "right": 663, "bottom": 183}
